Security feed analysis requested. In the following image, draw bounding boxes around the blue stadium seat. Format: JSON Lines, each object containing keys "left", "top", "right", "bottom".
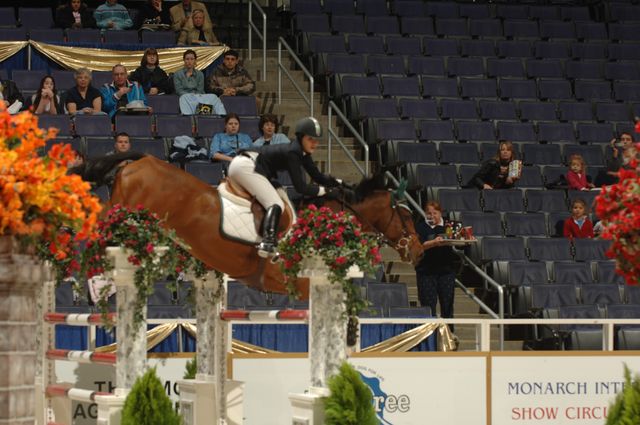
{"left": 504, "top": 212, "right": 547, "bottom": 236}
{"left": 525, "top": 189, "right": 567, "bottom": 213}
{"left": 461, "top": 80, "right": 498, "bottom": 100}
{"left": 558, "top": 101, "right": 593, "bottom": 122}
{"left": 156, "top": 115, "right": 193, "bottom": 138}
{"left": 438, "top": 188, "right": 482, "bottom": 212}
{"left": 460, "top": 211, "right": 502, "bottom": 236}
{"left": 483, "top": 189, "right": 525, "bottom": 212}
{"left": 418, "top": 120, "right": 454, "bottom": 142}
{"left": 522, "top": 144, "right": 562, "bottom": 165}
{"left": 573, "top": 239, "right": 611, "bottom": 262}
{"left": 441, "top": 99, "right": 478, "bottom": 120}
{"left": 553, "top": 261, "right": 594, "bottom": 284}
{"left": 519, "top": 101, "right": 557, "bottom": 122}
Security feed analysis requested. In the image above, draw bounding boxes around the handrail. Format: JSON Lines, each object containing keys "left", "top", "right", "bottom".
{"left": 277, "top": 37, "right": 314, "bottom": 116}
{"left": 248, "top": 0, "right": 266, "bottom": 81}
{"left": 327, "top": 100, "right": 369, "bottom": 177}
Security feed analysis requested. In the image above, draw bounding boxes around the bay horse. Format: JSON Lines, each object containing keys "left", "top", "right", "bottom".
{"left": 75, "top": 153, "right": 424, "bottom": 299}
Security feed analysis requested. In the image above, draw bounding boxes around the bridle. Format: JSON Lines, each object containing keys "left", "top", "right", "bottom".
{"left": 330, "top": 190, "right": 417, "bottom": 262}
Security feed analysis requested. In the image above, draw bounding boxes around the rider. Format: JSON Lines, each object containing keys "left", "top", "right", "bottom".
{"left": 227, "top": 116, "right": 342, "bottom": 257}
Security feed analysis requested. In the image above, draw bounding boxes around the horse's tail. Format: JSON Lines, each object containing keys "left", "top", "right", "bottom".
{"left": 69, "top": 152, "right": 146, "bottom": 187}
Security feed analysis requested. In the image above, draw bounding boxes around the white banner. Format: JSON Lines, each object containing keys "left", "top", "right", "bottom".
{"left": 231, "top": 353, "right": 488, "bottom": 425}
{"left": 491, "top": 353, "right": 640, "bottom": 425}
{"left": 54, "top": 357, "right": 190, "bottom": 425}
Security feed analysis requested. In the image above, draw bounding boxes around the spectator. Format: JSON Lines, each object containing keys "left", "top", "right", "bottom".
{"left": 55, "top": 0, "right": 96, "bottom": 29}
{"left": 414, "top": 201, "right": 458, "bottom": 330}
{"left": 169, "top": 0, "right": 212, "bottom": 33}
{"left": 253, "top": 114, "right": 290, "bottom": 146}
{"left": 177, "top": 9, "right": 219, "bottom": 45}
{"left": 208, "top": 49, "right": 256, "bottom": 97}
{"left": 597, "top": 132, "right": 638, "bottom": 186}
{"left": 136, "top": 0, "right": 171, "bottom": 29}
{"left": 563, "top": 198, "right": 594, "bottom": 239}
{"left": 467, "top": 141, "right": 520, "bottom": 189}
{"left": 0, "top": 79, "right": 24, "bottom": 115}
{"left": 94, "top": 0, "right": 133, "bottom": 31}
{"left": 26, "top": 75, "right": 63, "bottom": 115}
{"left": 129, "top": 48, "right": 172, "bottom": 95}
{"left": 566, "top": 154, "right": 595, "bottom": 191}
{"left": 210, "top": 113, "right": 252, "bottom": 162}
{"left": 173, "top": 49, "right": 225, "bottom": 115}
{"left": 110, "top": 132, "right": 131, "bottom": 154}
{"left": 65, "top": 68, "right": 103, "bottom": 115}
{"left": 100, "top": 64, "right": 147, "bottom": 119}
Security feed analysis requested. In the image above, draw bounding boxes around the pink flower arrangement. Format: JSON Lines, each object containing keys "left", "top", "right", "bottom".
{"left": 595, "top": 143, "right": 640, "bottom": 285}
{"left": 279, "top": 205, "right": 382, "bottom": 316}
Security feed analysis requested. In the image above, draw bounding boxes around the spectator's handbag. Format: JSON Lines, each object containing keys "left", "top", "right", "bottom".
{"left": 508, "top": 159, "right": 522, "bottom": 179}
{"left": 196, "top": 103, "right": 214, "bottom": 115}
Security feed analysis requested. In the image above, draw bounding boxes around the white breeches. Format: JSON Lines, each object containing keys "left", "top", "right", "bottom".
{"left": 227, "top": 153, "right": 284, "bottom": 210}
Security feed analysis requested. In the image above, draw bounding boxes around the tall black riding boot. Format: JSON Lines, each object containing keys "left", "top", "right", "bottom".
{"left": 257, "top": 205, "right": 282, "bottom": 258}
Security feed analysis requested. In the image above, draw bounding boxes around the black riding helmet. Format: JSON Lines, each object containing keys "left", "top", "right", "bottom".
{"left": 294, "top": 116, "right": 322, "bottom": 142}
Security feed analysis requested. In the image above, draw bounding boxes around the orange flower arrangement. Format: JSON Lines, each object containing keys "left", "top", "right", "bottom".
{"left": 0, "top": 104, "right": 101, "bottom": 267}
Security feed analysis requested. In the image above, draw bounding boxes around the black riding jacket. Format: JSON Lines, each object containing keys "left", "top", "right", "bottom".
{"left": 251, "top": 140, "right": 338, "bottom": 197}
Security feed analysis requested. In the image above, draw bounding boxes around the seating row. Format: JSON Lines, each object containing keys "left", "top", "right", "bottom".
{"left": 358, "top": 97, "right": 636, "bottom": 126}
{"left": 0, "top": 27, "right": 177, "bottom": 45}
{"left": 389, "top": 140, "right": 610, "bottom": 167}
{"left": 335, "top": 75, "right": 640, "bottom": 105}
{"left": 39, "top": 113, "right": 264, "bottom": 140}
{"left": 491, "top": 259, "right": 623, "bottom": 287}
{"left": 298, "top": 15, "right": 640, "bottom": 41}
{"left": 290, "top": 1, "right": 594, "bottom": 22}
{"left": 370, "top": 118, "right": 629, "bottom": 145}
{"left": 423, "top": 186, "right": 599, "bottom": 213}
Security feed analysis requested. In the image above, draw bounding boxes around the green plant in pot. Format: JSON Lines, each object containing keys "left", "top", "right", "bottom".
{"left": 324, "top": 362, "right": 377, "bottom": 425}
{"left": 606, "top": 364, "right": 640, "bottom": 425}
{"left": 121, "top": 368, "right": 181, "bottom": 425}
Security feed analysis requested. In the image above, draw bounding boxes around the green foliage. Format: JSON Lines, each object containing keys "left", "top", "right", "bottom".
{"left": 606, "top": 364, "right": 640, "bottom": 425}
{"left": 184, "top": 356, "right": 197, "bottom": 379}
{"left": 121, "top": 368, "right": 181, "bottom": 425}
{"left": 325, "top": 362, "right": 378, "bottom": 425}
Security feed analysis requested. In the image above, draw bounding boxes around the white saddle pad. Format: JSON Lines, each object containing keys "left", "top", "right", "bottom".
{"left": 217, "top": 182, "right": 295, "bottom": 245}
{"left": 218, "top": 182, "right": 260, "bottom": 244}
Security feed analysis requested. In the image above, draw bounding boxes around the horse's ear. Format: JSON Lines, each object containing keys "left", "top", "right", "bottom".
{"left": 391, "top": 179, "right": 408, "bottom": 202}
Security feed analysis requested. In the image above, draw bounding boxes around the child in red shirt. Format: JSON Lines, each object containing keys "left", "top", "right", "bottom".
{"left": 563, "top": 198, "right": 594, "bottom": 239}
{"left": 566, "top": 154, "right": 595, "bottom": 191}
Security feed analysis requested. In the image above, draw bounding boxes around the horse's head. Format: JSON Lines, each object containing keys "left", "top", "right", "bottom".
{"left": 329, "top": 173, "right": 424, "bottom": 265}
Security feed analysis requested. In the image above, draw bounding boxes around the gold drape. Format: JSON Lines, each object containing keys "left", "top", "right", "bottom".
{"left": 0, "top": 41, "right": 28, "bottom": 64}
{"left": 94, "top": 322, "right": 178, "bottom": 353}
{"left": 91, "top": 322, "right": 456, "bottom": 355}
{"left": 361, "top": 323, "right": 458, "bottom": 353}
{"left": 29, "top": 40, "right": 227, "bottom": 73}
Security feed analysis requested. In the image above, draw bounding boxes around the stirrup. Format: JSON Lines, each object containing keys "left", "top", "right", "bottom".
{"left": 257, "top": 241, "right": 278, "bottom": 258}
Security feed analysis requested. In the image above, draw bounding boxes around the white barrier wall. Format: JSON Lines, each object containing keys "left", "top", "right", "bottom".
{"left": 491, "top": 353, "right": 640, "bottom": 425}
{"left": 231, "top": 353, "right": 488, "bottom": 425}
{"left": 56, "top": 351, "right": 640, "bottom": 425}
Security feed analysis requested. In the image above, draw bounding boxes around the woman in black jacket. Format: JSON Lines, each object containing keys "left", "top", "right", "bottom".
{"left": 467, "top": 141, "right": 520, "bottom": 189}
{"left": 55, "top": 0, "right": 96, "bottom": 29}
{"left": 129, "top": 48, "right": 173, "bottom": 95}
{"left": 227, "top": 117, "right": 341, "bottom": 257}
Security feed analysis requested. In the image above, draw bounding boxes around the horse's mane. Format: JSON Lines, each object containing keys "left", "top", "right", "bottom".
{"left": 69, "top": 152, "right": 146, "bottom": 187}
{"left": 352, "top": 172, "right": 387, "bottom": 203}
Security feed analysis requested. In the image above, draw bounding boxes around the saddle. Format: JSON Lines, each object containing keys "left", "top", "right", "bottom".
{"left": 217, "top": 179, "right": 293, "bottom": 244}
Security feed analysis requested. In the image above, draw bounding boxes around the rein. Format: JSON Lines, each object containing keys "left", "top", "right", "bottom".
{"left": 329, "top": 191, "right": 416, "bottom": 261}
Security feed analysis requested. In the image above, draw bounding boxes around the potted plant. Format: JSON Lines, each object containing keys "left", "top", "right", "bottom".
{"left": 121, "top": 368, "right": 181, "bottom": 425}
{"left": 606, "top": 365, "right": 640, "bottom": 425}
{"left": 325, "top": 362, "right": 378, "bottom": 425}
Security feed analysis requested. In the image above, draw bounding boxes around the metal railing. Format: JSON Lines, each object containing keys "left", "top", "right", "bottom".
{"left": 248, "top": 0, "right": 267, "bottom": 81}
{"left": 277, "top": 37, "right": 314, "bottom": 116}
{"left": 327, "top": 100, "right": 369, "bottom": 177}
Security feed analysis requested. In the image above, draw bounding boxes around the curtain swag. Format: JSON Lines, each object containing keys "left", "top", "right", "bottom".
{"left": 0, "top": 40, "right": 227, "bottom": 74}
{"left": 92, "top": 322, "right": 456, "bottom": 354}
